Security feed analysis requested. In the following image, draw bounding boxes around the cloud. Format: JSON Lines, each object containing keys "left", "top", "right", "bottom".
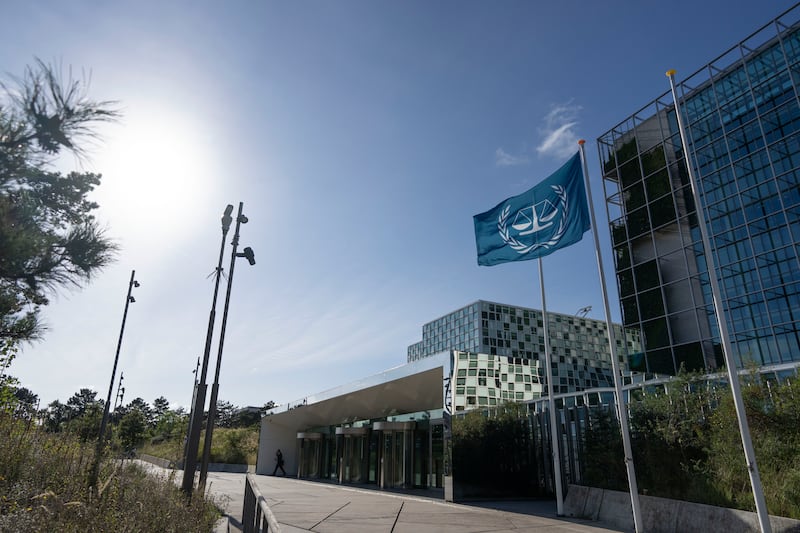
{"left": 494, "top": 148, "right": 529, "bottom": 167}
{"left": 536, "top": 102, "right": 582, "bottom": 159}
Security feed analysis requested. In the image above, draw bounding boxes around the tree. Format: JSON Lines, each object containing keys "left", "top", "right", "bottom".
{"left": 66, "top": 387, "right": 101, "bottom": 419}
{"left": 118, "top": 409, "right": 146, "bottom": 452}
{"left": 0, "top": 338, "right": 20, "bottom": 409}
{"left": 67, "top": 401, "right": 103, "bottom": 442}
{"left": 43, "top": 399, "right": 69, "bottom": 432}
{"left": 215, "top": 400, "right": 236, "bottom": 428}
{"left": 152, "top": 396, "right": 169, "bottom": 422}
{"left": 125, "top": 397, "right": 154, "bottom": 427}
{"left": 12, "top": 386, "right": 38, "bottom": 419}
{"left": 0, "top": 59, "right": 119, "bottom": 341}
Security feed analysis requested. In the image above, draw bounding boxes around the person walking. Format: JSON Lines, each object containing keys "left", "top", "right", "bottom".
{"left": 272, "top": 448, "right": 286, "bottom": 476}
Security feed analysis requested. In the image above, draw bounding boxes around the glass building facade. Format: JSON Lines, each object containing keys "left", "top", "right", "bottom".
{"left": 408, "top": 300, "right": 640, "bottom": 394}
{"left": 598, "top": 6, "right": 800, "bottom": 374}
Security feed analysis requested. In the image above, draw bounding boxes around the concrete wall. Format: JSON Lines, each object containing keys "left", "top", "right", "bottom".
{"left": 257, "top": 416, "right": 299, "bottom": 476}
{"left": 564, "top": 485, "right": 800, "bottom": 533}
{"left": 137, "top": 454, "right": 254, "bottom": 473}
{"left": 138, "top": 453, "right": 173, "bottom": 469}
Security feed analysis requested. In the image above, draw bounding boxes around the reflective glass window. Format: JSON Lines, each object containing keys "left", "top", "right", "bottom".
{"left": 752, "top": 69, "right": 794, "bottom": 114}
{"left": 762, "top": 98, "right": 800, "bottom": 146}
{"left": 714, "top": 66, "right": 749, "bottom": 107}
{"left": 746, "top": 43, "right": 786, "bottom": 85}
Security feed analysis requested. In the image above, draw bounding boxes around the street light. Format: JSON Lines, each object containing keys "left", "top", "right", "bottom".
{"left": 199, "top": 201, "right": 255, "bottom": 490}
{"left": 112, "top": 372, "right": 125, "bottom": 427}
{"left": 182, "top": 205, "right": 235, "bottom": 496}
{"left": 90, "top": 269, "right": 139, "bottom": 489}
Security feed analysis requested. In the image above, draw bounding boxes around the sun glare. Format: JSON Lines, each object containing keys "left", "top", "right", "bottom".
{"left": 92, "top": 106, "right": 220, "bottom": 240}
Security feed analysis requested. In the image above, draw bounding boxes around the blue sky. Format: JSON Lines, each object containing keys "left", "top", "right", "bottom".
{"left": 3, "top": 1, "right": 797, "bottom": 410}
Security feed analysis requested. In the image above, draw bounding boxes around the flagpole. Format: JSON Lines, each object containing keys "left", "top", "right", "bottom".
{"left": 578, "top": 140, "right": 643, "bottom": 533}
{"left": 666, "top": 70, "right": 772, "bottom": 533}
{"left": 538, "top": 257, "right": 564, "bottom": 515}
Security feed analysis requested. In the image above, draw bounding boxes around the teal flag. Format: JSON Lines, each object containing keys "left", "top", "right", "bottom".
{"left": 474, "top": 152, "right": 590, "bottom": 266}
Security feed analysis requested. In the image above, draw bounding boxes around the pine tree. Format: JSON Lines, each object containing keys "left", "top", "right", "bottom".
{"left": 0, "top": 59, "right": 119, "bottom": 341}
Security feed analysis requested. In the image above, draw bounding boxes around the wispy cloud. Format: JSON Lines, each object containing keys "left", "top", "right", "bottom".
{"left": 494, "top": 148, "right": 529, "bottom": 167}
{"left": 536, "top": 102, "right": 582, "bottom": 159}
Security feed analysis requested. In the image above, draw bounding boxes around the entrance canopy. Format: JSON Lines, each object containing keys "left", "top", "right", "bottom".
{"left": 263, "top": 352, "right": 451, "bottom": 432}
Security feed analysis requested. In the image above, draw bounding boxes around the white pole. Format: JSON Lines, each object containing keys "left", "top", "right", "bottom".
{"left": 666, "top": 70, "right": 772, "bottom": 533}
{"left": 538, "top": 257, "right": 565, "bottom": 515}
{"left": 578, "top": 140, "right": 644, "bottom": 533}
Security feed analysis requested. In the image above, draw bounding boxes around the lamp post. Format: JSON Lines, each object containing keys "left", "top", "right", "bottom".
{"left": 90, "top": 269, "right": 139, "bottom": 489}
{"left": 182, "top": 357, "right": 201, "bottom": 466}
{"left": 181, "top": 205, "right": 234, "bottom": 496}
{"left": 199, "top": 201, "right": 255, "bottom": 490}
{"left": 114, "top": 372, "right": 125, "bottom": 412}
{"left": 111, "top": 372, "right": 125, "bottom": 432}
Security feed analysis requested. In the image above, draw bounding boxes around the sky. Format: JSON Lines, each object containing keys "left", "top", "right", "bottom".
{"left": 3, "top": 0, "right": 797, "bottom": 411}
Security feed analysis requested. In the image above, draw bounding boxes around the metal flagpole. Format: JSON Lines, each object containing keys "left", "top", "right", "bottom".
{"left": 578, "top": 140, "right": 643, "bottom": 532}
{"left": 537, "top": 257, "right": 565, "bottom": 515}
{"left": 667, "top": 70, "right": 772, "bottom": 533}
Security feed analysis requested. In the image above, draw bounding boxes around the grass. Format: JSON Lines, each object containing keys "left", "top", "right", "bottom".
{"left": 0, "top": 412, "right": 220, "bottom": 532}
{"left": 139, "top": 427, "right": 259, "bottom": 466}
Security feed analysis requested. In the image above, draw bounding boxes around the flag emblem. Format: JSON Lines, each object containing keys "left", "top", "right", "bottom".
{"left": 498, "top": 185, "right": 569, "bottom": 255}
{"left": 474, "top": 152, "right": 590, "bottom": 266}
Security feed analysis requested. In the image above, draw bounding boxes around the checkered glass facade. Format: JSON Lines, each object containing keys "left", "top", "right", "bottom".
{"left": 408, "top": 301, "right": 640, "bottom": 395}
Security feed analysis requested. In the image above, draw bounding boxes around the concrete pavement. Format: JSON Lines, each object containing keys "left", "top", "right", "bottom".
{"left": 132, "top": 461, "right": 627, "bottom": 532}
{"left": 248, "top": 474, "right": 627, "bottom": 532}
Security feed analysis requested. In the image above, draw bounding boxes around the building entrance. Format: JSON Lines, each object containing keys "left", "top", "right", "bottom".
{"left": 296, "top": 432, "right": 323, "bottom": 478}
{"left": 373, "top": 421, "right": 416, "bottom": 489}
{"left": 297, "top": 416, "right": 445, "bottom": 492}
{"left": 335, "top": 427, "right": 369, "bottom": 483}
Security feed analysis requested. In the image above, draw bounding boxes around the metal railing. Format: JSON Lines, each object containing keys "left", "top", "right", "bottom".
{"left": 242, "top": 473, "right": 281, "bottom": 533}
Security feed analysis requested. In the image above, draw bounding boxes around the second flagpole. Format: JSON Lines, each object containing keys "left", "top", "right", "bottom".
{"left": 578, "top": 139, "right": 643, "bottom": 532}
{"left": 537, "top": 257, "right": 564, "bottom": 515}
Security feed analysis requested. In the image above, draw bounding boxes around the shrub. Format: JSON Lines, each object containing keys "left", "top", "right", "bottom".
{"left": 0, "top": 413, "right": 219, "bottom": 531}
{"left": 581, "top": 372, "right": 800, "bottom": 519}
{"left": 451, "top": 402, "right": 538, "bottom": 497}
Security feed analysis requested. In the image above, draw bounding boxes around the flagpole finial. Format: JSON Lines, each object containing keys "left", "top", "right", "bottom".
{"left": 666, "top": 69, "right": 677, "bottom": 77}
{"left": 578, "top": 139, "right": 585, "bottom": 145}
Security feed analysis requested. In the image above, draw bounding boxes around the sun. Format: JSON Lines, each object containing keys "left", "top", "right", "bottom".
{"left": 91, "top": 105, "right": 222, "bottom": 240}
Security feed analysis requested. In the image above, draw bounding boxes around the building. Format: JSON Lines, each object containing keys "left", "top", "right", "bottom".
{"left": 257, "top": 300, "right": 640, "bottom": 491}
{"left": 407, "top": 300, "right": 641, "bottom": 394}
{"left": 598, "top": 5, "right": 800, "bottom": 374}
{"left": 258, "top": 352, "right": 452, "bottom": 492}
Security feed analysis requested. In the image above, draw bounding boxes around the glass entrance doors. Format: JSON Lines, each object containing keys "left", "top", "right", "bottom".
{"left": 335, "top": 427, "right": 369, "bottom": 484}
{"left": 373, "top": 421, "right": 416, "bottom": 489}
{"left": 311, "top": 418, "right": 445, "bottom": 492}
{"left": 296, "top": 432, "right": 323, "bottom": 479}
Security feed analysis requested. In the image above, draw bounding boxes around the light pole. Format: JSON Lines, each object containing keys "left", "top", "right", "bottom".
{"left": 182, "top": 356, "right": 201, "bottom": 466}
{"left": 114, "top": 372, "right": 125, "bottom": 412}
{"left": 199, "top": 201, "right": 255, "bottom": 490}
{"left": 182, "top": 205, "right": 234, "bottom": 496}
{"left": 90, "top": 269, "right": 139, "bottom": 489}
{"left": 111, "top": 372, "right": 125, "bottom": 431}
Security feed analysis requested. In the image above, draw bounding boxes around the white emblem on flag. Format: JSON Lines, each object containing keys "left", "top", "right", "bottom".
{"left": 498, "top": 185, "right": 568, "bottom": 254}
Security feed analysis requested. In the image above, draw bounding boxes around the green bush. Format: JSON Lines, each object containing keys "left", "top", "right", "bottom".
{"left": 138, "top": 426, "right": 259, "bottom": 466}
{"left": 208, "top": 427, "right": 258, "bottom": 465}
{"left": 582, "top": 372, "right": 800, "bottom": 519}
{"left": 451, "top": 402, "right": 538, "bottom": 497}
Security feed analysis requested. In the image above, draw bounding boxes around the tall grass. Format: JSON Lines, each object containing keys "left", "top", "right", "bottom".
{"left": 0, "top": 413, "right": 219, "bottom": 532}
{"left": 139, "top": 427, "right": 259, "bottom": 466}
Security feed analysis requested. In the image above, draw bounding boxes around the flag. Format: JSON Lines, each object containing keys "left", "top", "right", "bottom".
{"left": 473, "top": 152, "right": 590, "bottom": 266}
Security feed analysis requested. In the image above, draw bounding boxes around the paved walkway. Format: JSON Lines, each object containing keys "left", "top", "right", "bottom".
{"left": 133, "top": 461, "right": 626, "bottom": 532}
{"left": 251, "top": 475, "right": 627, "bottom": 532}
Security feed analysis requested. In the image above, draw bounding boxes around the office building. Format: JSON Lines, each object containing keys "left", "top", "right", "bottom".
{"left": 598, "top": 5, "right": 800, "bottom": 374}
{"left": 407, "top": 300, "right": 640, "bottom": 394}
